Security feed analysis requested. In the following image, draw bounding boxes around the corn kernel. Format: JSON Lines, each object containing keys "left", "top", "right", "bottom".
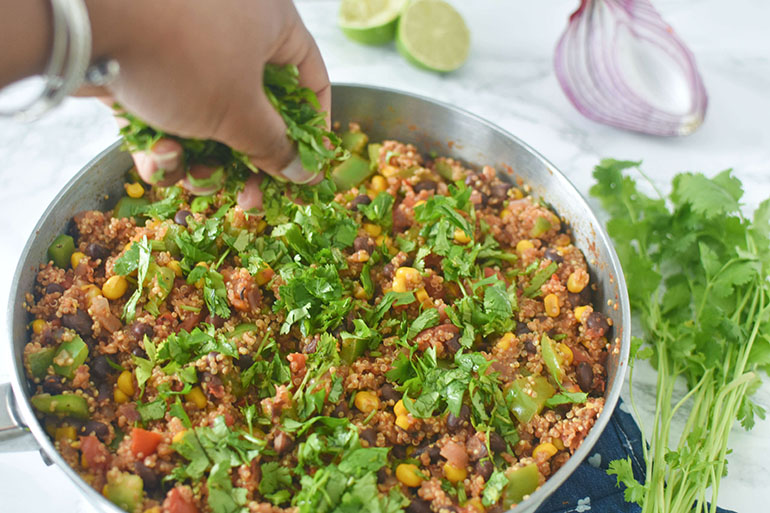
{"left": 396, "top": 267, "right": 419, "bottom": 282}
{"left": 167, "top": 260, "right": 183, "bottom": 277}
{"left": 81, "top": 452, "right": 88, "bottom": 468}
{"left": 516, "top": 240, "right": 534, "bottom": 254}
{"left": 414, "top": 200, "right": 426, "bottom": 208}
{"left": 350, "top": 250, "right": 370, "bottom": 263}
{"left": 255, "top": 219, "right": 267, "bottom": 234}
{"left": 114, "top": 388, "right": 129, "bottom": 404}
{"left": 512, "top": 188, "right": 524, "bottom": 199}
{"left": 467, "top": 497, "right": 485, "bottom": 513}
{"left": 381, "top": 165, "right": 399, "bottom": 178}
{"left": 395, "top": 463, "right": 424, "bottom": 487}
{"left": 370, "top": 175, "right": 387, "bottom": 192}
{"left": 354, "top": 284, "right": 369, "bottom": 300}
{"left": 395, "top": 414, "right": 413, "bottom": 431}
{"left": 125, "top": 182, "right": 145, "bottom": 198}
{"left": 533, "top": 442, "right": 559, "bottom": 460}
{"left": 574, "top": 306, "right": 589, "bottom": 322}
{"left": 255, "top": 265, "right": 274, "bottom": 286}
{"left": 363, "top": 223, "right": 382, "bottom": 237}
{"left": 392, "top": 276, "right": 407, "bottom": 293}
{"left": 55, "top": 424, "right": 77, "bottom": 442}
{"left": 354, "top": 391, "right": 380, "bottom": 413}
{"left": 567, "top": 271, "right": 589, "bottom": 293}
{"left": 453, "top": 228, "right": 471, "bottom": 245}
{"left": 186, "top": 386, "right": 207, "bottom": 409}
{"left": 172, "top": 430, "right": 188, "bottom": 444}
{"left": 415, "top": 287, "right": 430, "bottom": 306}
{"left": 70, "top": 251, "right": 86, "bottom": 268}
{"left": 394, "top": 399, "right": 408, "bottom": 417}
{"left": 500, "top": 209, "right": 512, "bottom": 220}
{"left": 102, "top": 275, "right": 128, "bottom": 300}
{"left": 117, "top": 370, "right": 135, "bottom": 397}
{"left": 443, "top": 462, "right": 468, "bottom": 483}
{"left": 144, "top": 508, "right": 162, "bottom": 513}
{"left": 496, "top": 332, "right": 515, "bottom": 351}
{"left": 552, "top": 438, "right": 565, "bottom": 451}
{"left": 557, "top": 343, "right": 574, "bottom": 365}
{"left": 544, "top": 293, "right": 560, "bottom": 317}
{"left": 32, "top": 319, "right": 47, "bottom": 335}
{"left": 45, "top": 419, "right": 57, "bottom": 437}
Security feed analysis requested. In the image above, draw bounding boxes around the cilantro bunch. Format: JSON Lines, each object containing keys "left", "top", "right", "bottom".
{"left": 592, "top": 160, "right": 770, "bottom": 513}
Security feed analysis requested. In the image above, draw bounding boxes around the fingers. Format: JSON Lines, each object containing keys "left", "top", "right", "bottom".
{"left": 132, "top": 138, "right": 185, "bottom": 186}
{"left": 182, "top": 164, "right": 222, "bottom": 196}
{"left": 237, "top": 173, "right": 264, "bottom": 211}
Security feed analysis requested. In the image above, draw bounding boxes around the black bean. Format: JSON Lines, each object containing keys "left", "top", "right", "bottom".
{"left": 66, "top": 218, "right": 79, "bottom": 239}
{"left": 543, "top": 248, "right": 563, "bottom": 264}
{"left": 353, "top": 235, "right": 375, "bottom": 255}
{"left": 205, "top": 314, "right": 225, "bottom": 329}
{"left": 42, "top": 375, "right": 64, "bottom": 394}
{"left": 174, "top": 209, "right": 192, "bottom": 227}
{"left": 130, "top": 321, "right": 154, "bottom": 341}
{"left": 360, "top": 428, "right": 377, "bottom": 447}
{"left": 97, "top": 382, "right": 112, "bottom": 401}
{"left": 476, "top": 459, "right": 494, "bottom": 481}
{"left": 135, "top": 462, "right": 160, "bottom": 491}
{"left": 427, "top": 445, "right": 441, "bottom": 463}
{"left": 464, "top": 174, "right": 478, "bottom": 186}
{"left": 586, "top": 312, "right": 610, "bottom": 337}
{"left": 201, "top": 372, "right": 224, "bottom": 399}
{"left": 413, "top": 181, "right": 438, "bottom": 194}
{"left": 524, "top": 339, "right": 537, "bottom": 354}
{"left": 567, "top": 287, "right": 593, "bottom": 307}
{"left": 377, "top": 467, "right": 389, "bottom": 483}
{"left": 90, "top": 355, "right": 112, "bottom": 380}
{"left": 489, "top": 432, "right": 506, "bottom": 453}
{"left": 380, "top": 382, "right": 399, "bottom": 402}
{"left": 577, "top": 362, "right": 594, "bottom": 392}
{"left": 349, "top": 194, "right": 372, "bottom": 210}
{"left": 445, "top": 333, "right": 461, "bottom": 354}
{"left": 332, "top": 401, "right": 349, "bottom": 418}
{"left": 489, "top": 182, "right": 512, "bottom": 201}
{"left": 62, "top": 309, "right": 93, "bottom": 337}
{"left": 85, "top": 243, "right": 109, "bottom": 261}
{"left": 303, "top": 338, "right": 318, "bottom": 354}
{"left": 515, "top": 323, "right": 531, "bottom": 336}
{"left": 447, "top": 404, "right": 470, "bottom": 432}
{"left": 273, "top": 430, "right": 294, "bottom": 455}
{"left": 131, "top": 346, "right": 147, "bottom": 359}
{"left": 45, "top": 283, "right": 65, "bottom": 295}
{"left": 406, "top": 499, "right": 432, "bottom": 513}
{"left": 466, "top": 435, "right": 488, "bottom": 461}
{"left": 391, "top": 444, "right": 407, "bottom": 459}
{"left": 79, "top": 420, "right": 110, "bottom": 442}
{"left": 236, "top": 354, "right": 253, "bottom": 370}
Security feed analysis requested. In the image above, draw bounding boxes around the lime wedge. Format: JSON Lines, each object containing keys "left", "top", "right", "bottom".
{"left": 338, "top": 0, "right": 408, "bottom": 46}
{"left": 396, "top": 0, "right": 470, "bottom": 72}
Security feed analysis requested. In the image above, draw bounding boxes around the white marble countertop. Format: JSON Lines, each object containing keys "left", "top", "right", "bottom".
{"left": 0, "top": 0, "right": 768, "bottom": 511}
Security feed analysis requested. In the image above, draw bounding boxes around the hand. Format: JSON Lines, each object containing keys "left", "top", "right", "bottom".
{"left": 84, "top": 0, "right": 330, "bottom": 209}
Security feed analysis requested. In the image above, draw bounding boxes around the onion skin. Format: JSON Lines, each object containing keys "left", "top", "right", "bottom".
{"left": 554, "top": 0, "right": 708, "bottom": 136}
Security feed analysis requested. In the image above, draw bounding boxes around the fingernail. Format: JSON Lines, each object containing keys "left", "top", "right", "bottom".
{"left": 152, "top": 149, "right": 181, "bottom": 172}
{"left": 237, "top": 173, "right": 264, "bottom": 211}
{"left": 280, "top": 155, "right": 320, "bottom": 184}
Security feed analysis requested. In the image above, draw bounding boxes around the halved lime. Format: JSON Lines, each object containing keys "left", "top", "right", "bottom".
{"left": 338, "top": 0, "right": 408, "bottom": 46}
{"left": 396, "top": 0, "right": 470, "bottom": 72}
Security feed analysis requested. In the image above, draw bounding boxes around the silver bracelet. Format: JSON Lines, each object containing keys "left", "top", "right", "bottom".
{"left": 0, "top": 0, "right": 119, "bottom": 121}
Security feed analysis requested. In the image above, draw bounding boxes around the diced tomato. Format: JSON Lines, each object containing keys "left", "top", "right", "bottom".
{"left": 80, "top": 435, "right": 111, "bottom": 473}
{"left": 165, "top": 486, "right": 199, "bottom": 513}
{"left": 130, "top": 427, "right": 163, "bottom": 457}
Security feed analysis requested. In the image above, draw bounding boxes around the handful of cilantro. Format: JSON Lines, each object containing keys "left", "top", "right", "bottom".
{"left": 119, "top": 64, "right": 347, "bottom": 181}
{"left": 592, "top": 160, "right": 770, "bottom": 513}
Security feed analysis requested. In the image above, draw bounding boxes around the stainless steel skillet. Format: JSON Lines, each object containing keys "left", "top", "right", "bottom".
{"left": 1, "top": 84, "right": 631, "bottom": 513}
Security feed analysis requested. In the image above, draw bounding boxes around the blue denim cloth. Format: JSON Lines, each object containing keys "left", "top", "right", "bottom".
{"left": 535, "top": 399, "right": 736, "bottom": 513}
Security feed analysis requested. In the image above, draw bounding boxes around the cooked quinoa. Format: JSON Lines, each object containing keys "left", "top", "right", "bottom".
{"left": 23, "top": 125, "right": 612, "bottom": 513}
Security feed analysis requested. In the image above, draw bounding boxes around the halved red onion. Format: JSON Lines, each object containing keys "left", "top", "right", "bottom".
{"left": 554, "top": 0, "right": 707, "bottom": 136}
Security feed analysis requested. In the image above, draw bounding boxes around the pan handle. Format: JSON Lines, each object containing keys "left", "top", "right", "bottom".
{"left": 0, "top": 382, "right": 38, "bottom": 452}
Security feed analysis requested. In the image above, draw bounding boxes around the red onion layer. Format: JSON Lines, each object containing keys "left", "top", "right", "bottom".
{"left": 554, "top": 0, "right": 708, "bottom": 136}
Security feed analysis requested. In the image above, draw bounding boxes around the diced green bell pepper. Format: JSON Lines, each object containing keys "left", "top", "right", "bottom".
{"left": 434, "top": 160, "right": 455, "bottom": 181}
{"left": 114, "top": 196, "right": 149, "bottom": 226}
{"left": 540, "top": 333, "right": 564, "bottom": 385}
{"left": 226, "top": 323, "right": 258, "bottom": 339}
{"left": 505, "top": 375, "right": 555, "bottom": 424}
{"left": 332, "top": 154, "right": 373, "bottom": 191}
{"left": 47, "top": 234, "right": 75, "bottom": 269}
{"left": 163, "top": 223, "right": 185, "bottom": 258}
{"left": 529, "top": 216, "right": 552, "bottom": 238}
{"left": 28, "top": 346, "right": 56, "bottom": 379}
{"left": 502, "top": 463, "right": 541, "bottom": 507}
{"left": 104, "top": 471, "right": 144, "bottom": 511}
{"left": 340, "top": 337, "right": 367, "bottom": 364}
{"left": 53, "top": 336, "right": 88, "bottom": 379}
{"left": 30, "top": 393, "right": 89, "bottom": 420}
{"left": 341, "top": 130, "right": 369, "bottom": 154}
{"left": 367, "top": 143, "right": 382, "bottom": 170}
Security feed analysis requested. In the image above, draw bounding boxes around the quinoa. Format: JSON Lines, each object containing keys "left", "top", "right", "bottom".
{"left": 22, "top": 128, "right": 612, "bottom": 513}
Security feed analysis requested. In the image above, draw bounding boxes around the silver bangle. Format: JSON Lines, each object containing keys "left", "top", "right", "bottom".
{"left": 0, "top": 0, "right": 119, "bottom": 121}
